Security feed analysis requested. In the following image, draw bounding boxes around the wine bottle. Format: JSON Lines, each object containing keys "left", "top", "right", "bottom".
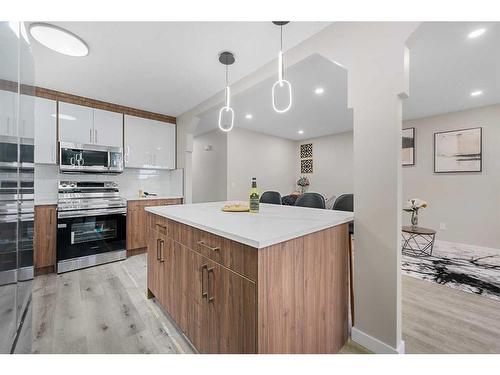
{"left": 249, "top": 177, "right": 260, "bottom": 213}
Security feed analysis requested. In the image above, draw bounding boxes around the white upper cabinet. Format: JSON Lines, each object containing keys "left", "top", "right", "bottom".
{"left": 58, "top": 102, "right": 94, "bottom": 144}
{"left": 93, "top": 109, "right": 123, "bottom": 148}
{"left": 19, "top": 94, "right": 35, "bottom": 139}
{"left": 34, "top": 97, "right": 57, "bottom": 164}
{"left": 58, "top": 102, "right": 123, "bottom": 148}
{"left": 0, "top": 90, "right": 17, "bottom": 137}
{"left": 153, "top": 120, "right": 176, "bottom": 169}
{"left": 124, "top": 115, "right": 176, "bottom": 170}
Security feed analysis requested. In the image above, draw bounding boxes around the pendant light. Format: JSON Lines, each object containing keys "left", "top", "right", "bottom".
{"left": 218, "top": 51, "right": 235, "bottom": 132}
{"left": 272, "top": 21, "right": 292, "bottom": 113}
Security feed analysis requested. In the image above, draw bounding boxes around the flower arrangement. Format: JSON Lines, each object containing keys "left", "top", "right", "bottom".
{"left": 403, "top": 198, "right": 428, "bottom": 227}
{"left": 297, "top": 176, "right": 310, "bottom": 194}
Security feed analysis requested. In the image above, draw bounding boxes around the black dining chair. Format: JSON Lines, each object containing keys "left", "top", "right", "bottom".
{"left": 294, "top": 192, "right": 326, "bottom": 209}
{"left": 260, "top": 191, "right": 282, "bottom": 205}
{"left": 332, "top": 193, "right": 355, "bottom": 325}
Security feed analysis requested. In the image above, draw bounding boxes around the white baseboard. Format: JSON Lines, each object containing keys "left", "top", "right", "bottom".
{"left": 351, "top": 327, "right": 405, "bottom": 354}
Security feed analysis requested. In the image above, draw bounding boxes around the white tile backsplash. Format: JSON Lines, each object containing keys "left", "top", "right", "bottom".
{"left": 35, "top": 164, "right": 184, "bottom": 204}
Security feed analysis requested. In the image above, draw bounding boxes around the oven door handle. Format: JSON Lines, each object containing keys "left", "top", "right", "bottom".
{"left": 57, "top": 208, "right": 126, "bottom": 219}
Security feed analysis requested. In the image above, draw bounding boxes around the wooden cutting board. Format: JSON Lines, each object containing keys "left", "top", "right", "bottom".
{"left": 221, "top": 204, "right": 250, "bottom": 212}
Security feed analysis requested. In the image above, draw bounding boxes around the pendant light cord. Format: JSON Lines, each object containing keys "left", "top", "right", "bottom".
{"left": 280, "top": 25, "right": 284, "bottom": 80}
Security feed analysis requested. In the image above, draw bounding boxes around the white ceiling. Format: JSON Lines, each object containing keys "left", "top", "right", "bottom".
{"left": 404, "top": 22, "right": 500, "bottom": 120}
{"left": 27, "top": 22, "right": 330, "bottom": 117}
{"left": 195, "top": 53, "right": 352, "bottom": 140}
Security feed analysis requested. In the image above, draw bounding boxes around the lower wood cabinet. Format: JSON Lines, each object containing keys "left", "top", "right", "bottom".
{"left": 147, "top": 213, "right": 349, "bottom": 354}
{"left": 127, "top": 198, "right": 182, "bottom": 256}
{"left": 148, "top": 220, "right": 256, "bottom": 353}
{"left": 34, "top": 204, "right": 57, "bottom": 275}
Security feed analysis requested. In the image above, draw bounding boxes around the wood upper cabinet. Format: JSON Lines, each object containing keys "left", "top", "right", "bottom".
{"left": 124, "top": 115, "right": 176, "bottom": 170}
{"left": 34, "top": 97, "right": 57, "bottom": 164}
{"left": 34, "top": 205, "right": 57, "bottom": 273}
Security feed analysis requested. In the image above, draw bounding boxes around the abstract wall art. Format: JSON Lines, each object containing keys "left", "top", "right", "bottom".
{"left": 434, "top": 127, "right": 482, "bottom": 173}
{"left": 402, "top": 127, "right": 415, "bottom": 166}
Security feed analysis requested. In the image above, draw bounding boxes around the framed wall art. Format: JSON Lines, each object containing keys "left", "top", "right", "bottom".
{"left": 402, "top": 127, "right": 415, "bottom": 166}
{"left": 434, "top": 127, "right": 482, "bottom": 173}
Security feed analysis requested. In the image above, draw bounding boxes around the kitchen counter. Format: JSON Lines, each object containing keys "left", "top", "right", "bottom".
{"left": 126, "top": 195, "right": 184, "bottom": 201}
{"left": 145, "top": 201, "right": 353, "bottom": 248}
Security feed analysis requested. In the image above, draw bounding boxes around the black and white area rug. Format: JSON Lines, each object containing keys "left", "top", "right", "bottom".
{"left": 402, "top": 240, "right": 500, "bottom": 301}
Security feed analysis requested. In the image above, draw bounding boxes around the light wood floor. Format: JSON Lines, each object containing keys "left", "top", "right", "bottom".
{"left": 403, "top": 275, "right": 500, "bottom": 354}
{"left": 15, "top": 254, "right": 500, "bottom": 354}
{"left": 24, "top": 254, "right": 195, "bottom": 354}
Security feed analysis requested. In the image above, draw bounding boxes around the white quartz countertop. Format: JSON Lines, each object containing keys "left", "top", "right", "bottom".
{"left": 145, "top": 201, "right": 354, "bottom": 249}
{"left": 126, "top": 195, "right": 184, "bottom": 201}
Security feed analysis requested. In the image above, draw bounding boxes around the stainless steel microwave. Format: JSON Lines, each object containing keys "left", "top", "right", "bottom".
{"left": 59, "top": 142, "right": 123, "bottom": 174}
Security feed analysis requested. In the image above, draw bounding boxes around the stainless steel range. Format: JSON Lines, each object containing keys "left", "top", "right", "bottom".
{"left": 56, "top": 181, "right": 127, "bottom": 273}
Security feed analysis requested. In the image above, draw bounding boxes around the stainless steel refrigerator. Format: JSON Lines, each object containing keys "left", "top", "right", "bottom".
{"left": 0, "top": 21, "right": 35, "bottom": 353}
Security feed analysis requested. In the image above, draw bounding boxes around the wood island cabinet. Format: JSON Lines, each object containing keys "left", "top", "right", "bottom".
{"left": 146, "top": 211, "right": 349, "bottom": 354}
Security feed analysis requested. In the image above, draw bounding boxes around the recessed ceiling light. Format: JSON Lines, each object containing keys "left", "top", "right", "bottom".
{"left": 314, "top": 87, "right": 325, "bottom": 95}
{"left": 245, "top": 114, "right": 253, "bottom": 120}
{"left": 470, "top": 90, "right": 483, "bottom": 97}
{"left": 29, "top": 23, "right": 89, "bottom": 57}
{"left": 298, "top": 130, "right": 304, "bottom": 135}
{"left": 468, "top": 28, "right": 486, "bottom": 39}
{"left": 52, "top": 113, "right": 76, "bottom": 121}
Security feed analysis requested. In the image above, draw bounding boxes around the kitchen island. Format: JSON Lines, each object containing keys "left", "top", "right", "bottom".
{"left": 145, "top": 201, "right": 353, "bottom": 354}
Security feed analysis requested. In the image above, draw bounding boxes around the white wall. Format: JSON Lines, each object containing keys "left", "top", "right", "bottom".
{"left": 403, "top": 104, "right": 500, "bottom": 249}
{"left": 226, "top": 127, "right": 296, "bottom": 201}
{"left": 177, "top": 22, "right": 419, "bottom": 353}
{"left": 296, "top": 131, "right": 353, "bottom": 199}
{"left": 192, "top": 130, "right": 227, "bottom": 203}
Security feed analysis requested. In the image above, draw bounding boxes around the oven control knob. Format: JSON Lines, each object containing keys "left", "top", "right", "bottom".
{"left": 70, "top": 183, "right": 76, "bottom": 187}
{"left": 61, "top": 183, "right": 67, "bottom": 187}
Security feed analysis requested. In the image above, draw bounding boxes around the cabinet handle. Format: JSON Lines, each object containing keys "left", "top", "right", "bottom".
{"left": 159, "top": 240, "right": 165, "bottom": 263}
{"left": 201, "top": 264, "right": 208, "bottom": 299}
{"left": 156, "top": 239, "right": 161, "bottom": 261}
{"left": 95, "top": 129, "right": 98, "bottom": 144}
{"left": 89, "top": 129, "right": 93, "bottom": 143}
{"left": 197, "top": 240, "right": 219, "bottom": 252}
{"left": 207, "top": 267, "right": 214, "bottom": 303}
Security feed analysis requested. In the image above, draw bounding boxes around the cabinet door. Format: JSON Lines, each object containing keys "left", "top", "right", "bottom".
{"left": 126, "top": 206, "right": 145, "bottom": 250}
{"left": 207, "top": 260, "right": 256, "bottom": 353}
{"left": 184, "top": 248, "right": 211, "bottom": 353}
{"left": 147, "top": 230, "right": 165, "bottom": 301}
{"left": 93, "top": 109, "right": 123, "bottom": 147}
{"left": 34, "top": 205, "right": 57, "bottom": 270}
{"left": 124, "top": 115, "right": 152, "bottom": 168}
{"left": 0, "top": 90, "right": 16, "bottom": 136}
{"left": 153, "top": 121, "right": 176, "bottom": 169}
{"left": 19, "top": 94, "right": 35, "bottom": 138}
{"left": 58, "top": 102, "right": 94, "bottom": 144}
{"left": 34, "top": 97, "right": 57, "bottom": 164}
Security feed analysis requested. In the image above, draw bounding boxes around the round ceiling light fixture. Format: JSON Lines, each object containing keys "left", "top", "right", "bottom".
{"left": 29, "top": 23, "right": 89, "bottom": 57}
